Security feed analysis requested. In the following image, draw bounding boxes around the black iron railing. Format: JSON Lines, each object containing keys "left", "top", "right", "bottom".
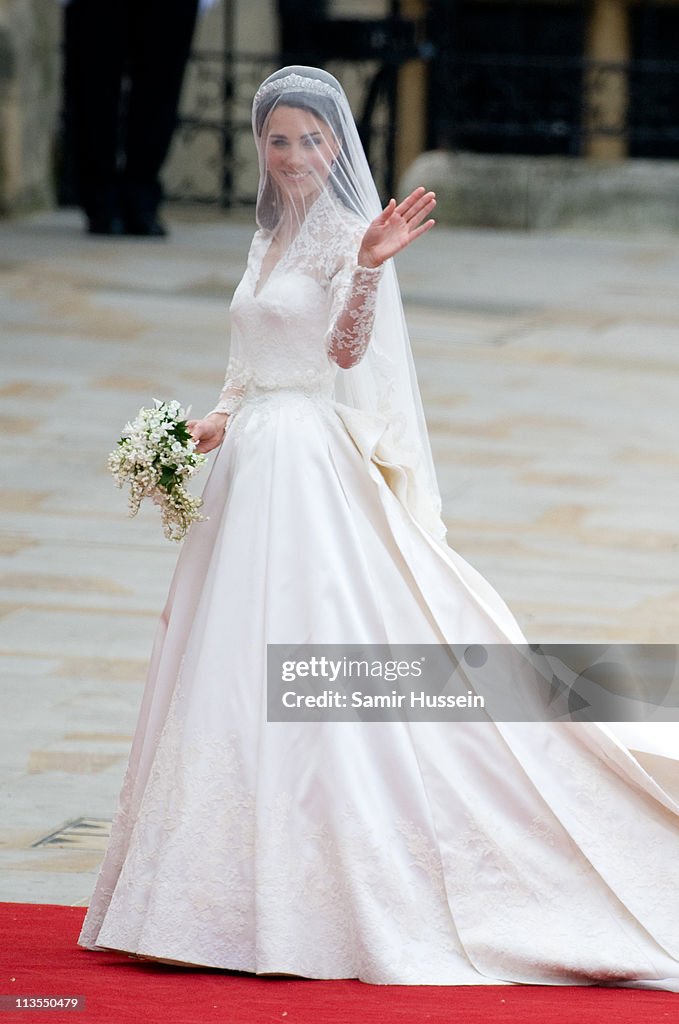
{"left": 429, "top": 54, "right": 679, "bottom": 157}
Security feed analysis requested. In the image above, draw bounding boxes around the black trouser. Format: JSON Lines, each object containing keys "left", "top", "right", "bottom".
{"left": 64, "top": 0, "right": 199, "bottom": 223}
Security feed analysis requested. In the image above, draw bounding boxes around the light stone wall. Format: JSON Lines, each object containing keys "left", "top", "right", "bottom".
{"left": 402, "top": 150, "right": 679, "bottom": 231}
{"left": 0, "top": 0, "right": 60, "bottom": 216}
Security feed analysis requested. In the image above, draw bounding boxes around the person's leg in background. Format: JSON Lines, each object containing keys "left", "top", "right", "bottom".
{"left": 64, "top": 0, "right": 129, "bottom": 235}
{"left": 122, "top": 0, "right": 200, "bottom": 236}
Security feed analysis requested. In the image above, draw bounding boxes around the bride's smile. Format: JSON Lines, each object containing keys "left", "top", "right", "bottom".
{"left": 264, "top": 104, "right": 339, "bottom": 206}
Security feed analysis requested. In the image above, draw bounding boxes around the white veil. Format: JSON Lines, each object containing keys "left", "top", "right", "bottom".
{"left": 252, "top": 66, "right": 447, "bottom": 542}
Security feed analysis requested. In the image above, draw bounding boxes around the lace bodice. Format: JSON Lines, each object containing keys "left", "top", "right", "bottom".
{"left": 210, "top": 195, "right": 382, "bottom": 417}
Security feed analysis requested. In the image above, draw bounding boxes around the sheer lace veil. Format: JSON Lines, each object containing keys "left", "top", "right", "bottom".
{"left": 252, "top": 66, "right": 446, "bottom": 540}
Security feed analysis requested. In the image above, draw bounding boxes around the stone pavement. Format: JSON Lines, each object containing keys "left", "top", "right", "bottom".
{"left": 1, "top": 207, "right": 678, "bottom": 907}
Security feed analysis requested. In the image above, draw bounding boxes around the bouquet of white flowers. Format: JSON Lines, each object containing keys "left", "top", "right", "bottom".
{"left": 108, "top": 400, "right": 207, "bottom": 542}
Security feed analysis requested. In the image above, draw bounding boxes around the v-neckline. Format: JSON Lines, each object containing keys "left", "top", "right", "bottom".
{"left": 253, "top": 226, "right": 305, "bottom": 299}
{"left": 252, "top": 192, "right": 330, "bottom": 298}
{"left": 253, "top": 233, "right": 282, "bottom": 298}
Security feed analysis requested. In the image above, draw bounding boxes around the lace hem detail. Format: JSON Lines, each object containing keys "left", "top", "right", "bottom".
{"left": 208, "top": 357, "right": 253, "bottom": 417}
{"left": 210, "top": 365, "right": 335, "bottom": 420}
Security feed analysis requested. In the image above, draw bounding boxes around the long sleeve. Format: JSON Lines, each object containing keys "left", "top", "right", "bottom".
{"left": 326, "top": 259, "right": 384, "bottom": 370}
{"left": 207, "top": 356, "right": 252, "bottom": 417}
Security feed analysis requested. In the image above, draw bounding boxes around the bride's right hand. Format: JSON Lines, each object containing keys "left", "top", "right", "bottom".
{"left": 187, "top": 414, "right": 228, "bottom": 453}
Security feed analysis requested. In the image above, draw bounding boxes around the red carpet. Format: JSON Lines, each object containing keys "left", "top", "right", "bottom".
{"left": 0, "top": 902, "right": 676, "bottom": 1023}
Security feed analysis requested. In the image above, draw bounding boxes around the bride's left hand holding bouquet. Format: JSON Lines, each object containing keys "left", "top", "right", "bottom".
{"left": 108, "top": 400, "right": 208, "bottom": 541}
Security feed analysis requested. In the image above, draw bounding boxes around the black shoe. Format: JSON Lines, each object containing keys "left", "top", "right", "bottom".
{"left": 87, "top": 215, "right": 125, "bottom": 236}
{"left": 123, "top": 213, "right": 168, "bottom": 238}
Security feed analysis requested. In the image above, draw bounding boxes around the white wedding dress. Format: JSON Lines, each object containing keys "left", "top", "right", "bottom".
{"left": 79, "top": 197, "right": 679, "bottom": 989}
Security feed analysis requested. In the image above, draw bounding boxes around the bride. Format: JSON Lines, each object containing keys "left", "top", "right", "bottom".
{"left": 78, "top": 66, "right": 679, "bottom": 988}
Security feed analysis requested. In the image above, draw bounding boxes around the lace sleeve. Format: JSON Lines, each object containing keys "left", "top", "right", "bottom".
{"left": 207, "top": 356, "right": 251, "bottom": 417}
{"left": 326, "top": 259, "right": 384, "bottom": 370}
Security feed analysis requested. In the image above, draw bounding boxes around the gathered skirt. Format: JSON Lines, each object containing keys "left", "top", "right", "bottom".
{"left": 79, "top": 391, "right": 679, "bottom": 988}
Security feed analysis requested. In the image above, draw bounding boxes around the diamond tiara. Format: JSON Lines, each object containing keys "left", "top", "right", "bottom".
{"left": 254, "top": 73, "right": 340, "bottom": 107}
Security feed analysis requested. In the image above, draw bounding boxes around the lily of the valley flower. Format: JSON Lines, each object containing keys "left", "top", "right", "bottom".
{"left": 108, "top": 399, "right": 207, "bottom": 542}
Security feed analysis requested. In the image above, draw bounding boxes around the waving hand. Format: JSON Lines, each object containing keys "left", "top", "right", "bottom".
{"left": 357, "top": 186, "right": 436, "bottom": 269}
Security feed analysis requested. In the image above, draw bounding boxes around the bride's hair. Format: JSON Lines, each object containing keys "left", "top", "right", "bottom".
{"left": 254, "top": 89, "right": 344, "bottom": 146}
{"left": 254, "top": 89, "right": 361, "bottom": 229}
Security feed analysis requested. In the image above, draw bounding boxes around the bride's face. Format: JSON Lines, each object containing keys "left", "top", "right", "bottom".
{"left": 264, "top": 104, "right": 339, "bottom": 206}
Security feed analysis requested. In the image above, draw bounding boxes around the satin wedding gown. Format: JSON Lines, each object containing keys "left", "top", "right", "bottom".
{"left": 79, "top": 196, "right": 679, "bottom": 989}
